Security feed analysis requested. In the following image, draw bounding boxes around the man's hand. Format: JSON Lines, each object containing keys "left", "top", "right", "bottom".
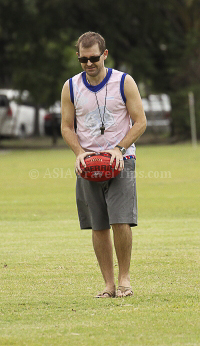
{"left": 103, "top": 148, "right": 124, "bottom": 171}
{"left": 75, "top": 152, "right": 94, "bottom": 174}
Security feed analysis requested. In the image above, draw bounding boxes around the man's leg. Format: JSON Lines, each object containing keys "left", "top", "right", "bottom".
{"left": 92, "top": 229, "right": 115, "bottom": 297}
{"left": 112, "top": 223, "right": 133, "bottom": 297}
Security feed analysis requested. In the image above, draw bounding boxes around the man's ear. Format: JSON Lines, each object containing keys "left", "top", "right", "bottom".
{"left": 76, "top": 52, "right": 79, "bottom": 56}
{"left": 103, "top": 49, "right": 108, "bottom": 60}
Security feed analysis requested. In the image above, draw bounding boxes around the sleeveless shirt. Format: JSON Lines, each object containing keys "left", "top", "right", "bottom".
{"left": 69, "top": 68, "right": 135, "bottom": 156}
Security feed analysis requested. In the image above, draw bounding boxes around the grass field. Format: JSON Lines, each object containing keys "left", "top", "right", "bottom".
{"left": 0, "top": 143, "right": 199, "bottom": 346}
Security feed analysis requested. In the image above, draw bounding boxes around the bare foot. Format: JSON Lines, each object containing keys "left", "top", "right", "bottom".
{"left": 116, "top": 286, "right": 133, "bottom": 298}
{"left": 95, "top": 285, "right": 116, "bottom": 298}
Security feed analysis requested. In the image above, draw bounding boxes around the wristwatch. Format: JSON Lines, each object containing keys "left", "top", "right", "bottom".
{"left": 115, "top": 145, "right": 126, "bottom": 155}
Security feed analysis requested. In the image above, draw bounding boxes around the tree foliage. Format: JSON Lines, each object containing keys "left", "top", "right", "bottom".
{"left": 0, "top": 0, "right": 200, "bottom": 137}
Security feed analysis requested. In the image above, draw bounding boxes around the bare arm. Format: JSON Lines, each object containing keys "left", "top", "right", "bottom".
{"left": 117, "top": 74, "right": 147, "bottom": 148}
{"left": 61, "top": 81, "right": 83, "bottom": 156}
{"left": 61, "top": 81, "right": 93, "bottom": 173}
{"left": 105, "top": 75, "right": 146, "bottom": 169}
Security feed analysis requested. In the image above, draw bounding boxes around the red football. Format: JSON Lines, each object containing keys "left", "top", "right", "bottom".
{"left": 80, "top": 152, "right": 120, "bottom": 182}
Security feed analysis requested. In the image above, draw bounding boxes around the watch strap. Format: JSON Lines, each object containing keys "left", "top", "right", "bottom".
{"left": 116, "top": 145, "right": 123, "bottom": 150}
{"left": 115, "top": 145, "right": 126, "bottom": 155}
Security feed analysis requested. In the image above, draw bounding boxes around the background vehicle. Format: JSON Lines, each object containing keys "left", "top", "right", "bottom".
{"left": 44, "top": 101, "right": 61, "bottom": 136}
{"left": 0, "top": 94, "right": 13, "bottom": 138}
{"left": 0, "top": 89, "right": 46, "bottom": 138}
{"left": 44, "top": 94, "right": 172, "bottom": 137}
{"left": 142, "top": 94, "right": 171, "bottom": 133}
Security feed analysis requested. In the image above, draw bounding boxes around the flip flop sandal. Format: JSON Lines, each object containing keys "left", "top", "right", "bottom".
{"left": 95, "top": 290, "right": 116, "bottom": 298}
{"left": 116, "top": 286, "right": 134, "bottom": 297}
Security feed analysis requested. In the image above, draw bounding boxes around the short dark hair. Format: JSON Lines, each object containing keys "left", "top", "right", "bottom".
{"left": 76, "top": 32, "right": 106, "bottom": 54}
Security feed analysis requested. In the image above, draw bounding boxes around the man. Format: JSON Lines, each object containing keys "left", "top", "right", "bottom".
{"left": 61, "top": 32, "right": 146, "bottom": 298}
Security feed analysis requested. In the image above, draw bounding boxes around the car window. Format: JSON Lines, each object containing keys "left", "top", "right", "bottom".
{"left": 0, "top": 95, "right": 9, "bottom": 107}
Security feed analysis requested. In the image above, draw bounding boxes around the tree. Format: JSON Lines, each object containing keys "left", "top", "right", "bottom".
{"left": 0, "top": 0, "right": 81, "bottom": 135}
{"left": 161, "top": 0, "right": 200, "bottom": 137}
{"left": 1, "top": 0, "right": 200, "bottom": 138}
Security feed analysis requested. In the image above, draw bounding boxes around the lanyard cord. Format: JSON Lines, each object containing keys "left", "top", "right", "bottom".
{"left": 86, "top": 68, "right": 108, "bottom": 135}
{"left": 94, "top": 81, "right": 108, "bottom": 135}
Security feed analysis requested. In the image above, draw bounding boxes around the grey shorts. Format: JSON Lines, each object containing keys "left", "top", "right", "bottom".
{"left": 76, "top": 158, "right": 137, "bottom": 230}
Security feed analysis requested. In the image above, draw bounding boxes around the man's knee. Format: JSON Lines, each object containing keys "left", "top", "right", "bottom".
{"left": 112, "top": 224, "right": 131, "bottom": 232}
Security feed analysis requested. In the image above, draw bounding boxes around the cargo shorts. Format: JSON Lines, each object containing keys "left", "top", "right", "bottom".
{"left": 76, "top": 158, "right": 137, "bottom": 230}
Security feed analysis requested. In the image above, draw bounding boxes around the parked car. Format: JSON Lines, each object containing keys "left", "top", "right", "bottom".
{"left": 44, "top": 101, "right": 61, "bottom": 136}
{"left": 0, "top": 94, "right": 13, "bottom": 138}
{"left": 0, "top": 89, "right": 46, "bottom": 138}
{"left": 44, "top": 94, "right": 172, "bottom": 137}
{"left": 142, "top": 94, "right": 171, "bottom": 133}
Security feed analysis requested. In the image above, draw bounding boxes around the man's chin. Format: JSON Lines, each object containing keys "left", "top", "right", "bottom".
{"left": 86, "top": 68, "right": 98, "bottom": 76}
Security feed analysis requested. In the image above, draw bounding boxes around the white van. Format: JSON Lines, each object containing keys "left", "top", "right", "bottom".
{"left": 0, "top": 89, "right": 46, "bottom": 138}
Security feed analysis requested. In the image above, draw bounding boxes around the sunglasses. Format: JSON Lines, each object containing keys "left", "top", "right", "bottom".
{"left": 78, "top": 53, "right": 103, "bottom": 64}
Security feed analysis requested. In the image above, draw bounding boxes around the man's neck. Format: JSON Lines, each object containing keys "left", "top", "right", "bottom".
{"left": 86, "top": 67, "right": 107, "bottom": 86}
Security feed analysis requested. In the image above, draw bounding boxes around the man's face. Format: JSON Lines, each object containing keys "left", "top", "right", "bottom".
{"left": 78, "top": 43, "right": 107, "bottom": 78}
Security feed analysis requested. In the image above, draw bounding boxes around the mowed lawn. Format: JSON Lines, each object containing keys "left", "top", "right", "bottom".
{"left": 0, "top": 143, "right": 199, "bottom": 346}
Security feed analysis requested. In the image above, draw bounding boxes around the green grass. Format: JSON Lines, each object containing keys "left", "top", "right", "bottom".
{"left": 0, "top": 143, "right": 199, "bottom": 346}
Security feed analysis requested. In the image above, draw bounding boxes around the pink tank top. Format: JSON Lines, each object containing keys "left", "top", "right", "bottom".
{"left": 69, "top": 68, "right": 135, "bottom": 156}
